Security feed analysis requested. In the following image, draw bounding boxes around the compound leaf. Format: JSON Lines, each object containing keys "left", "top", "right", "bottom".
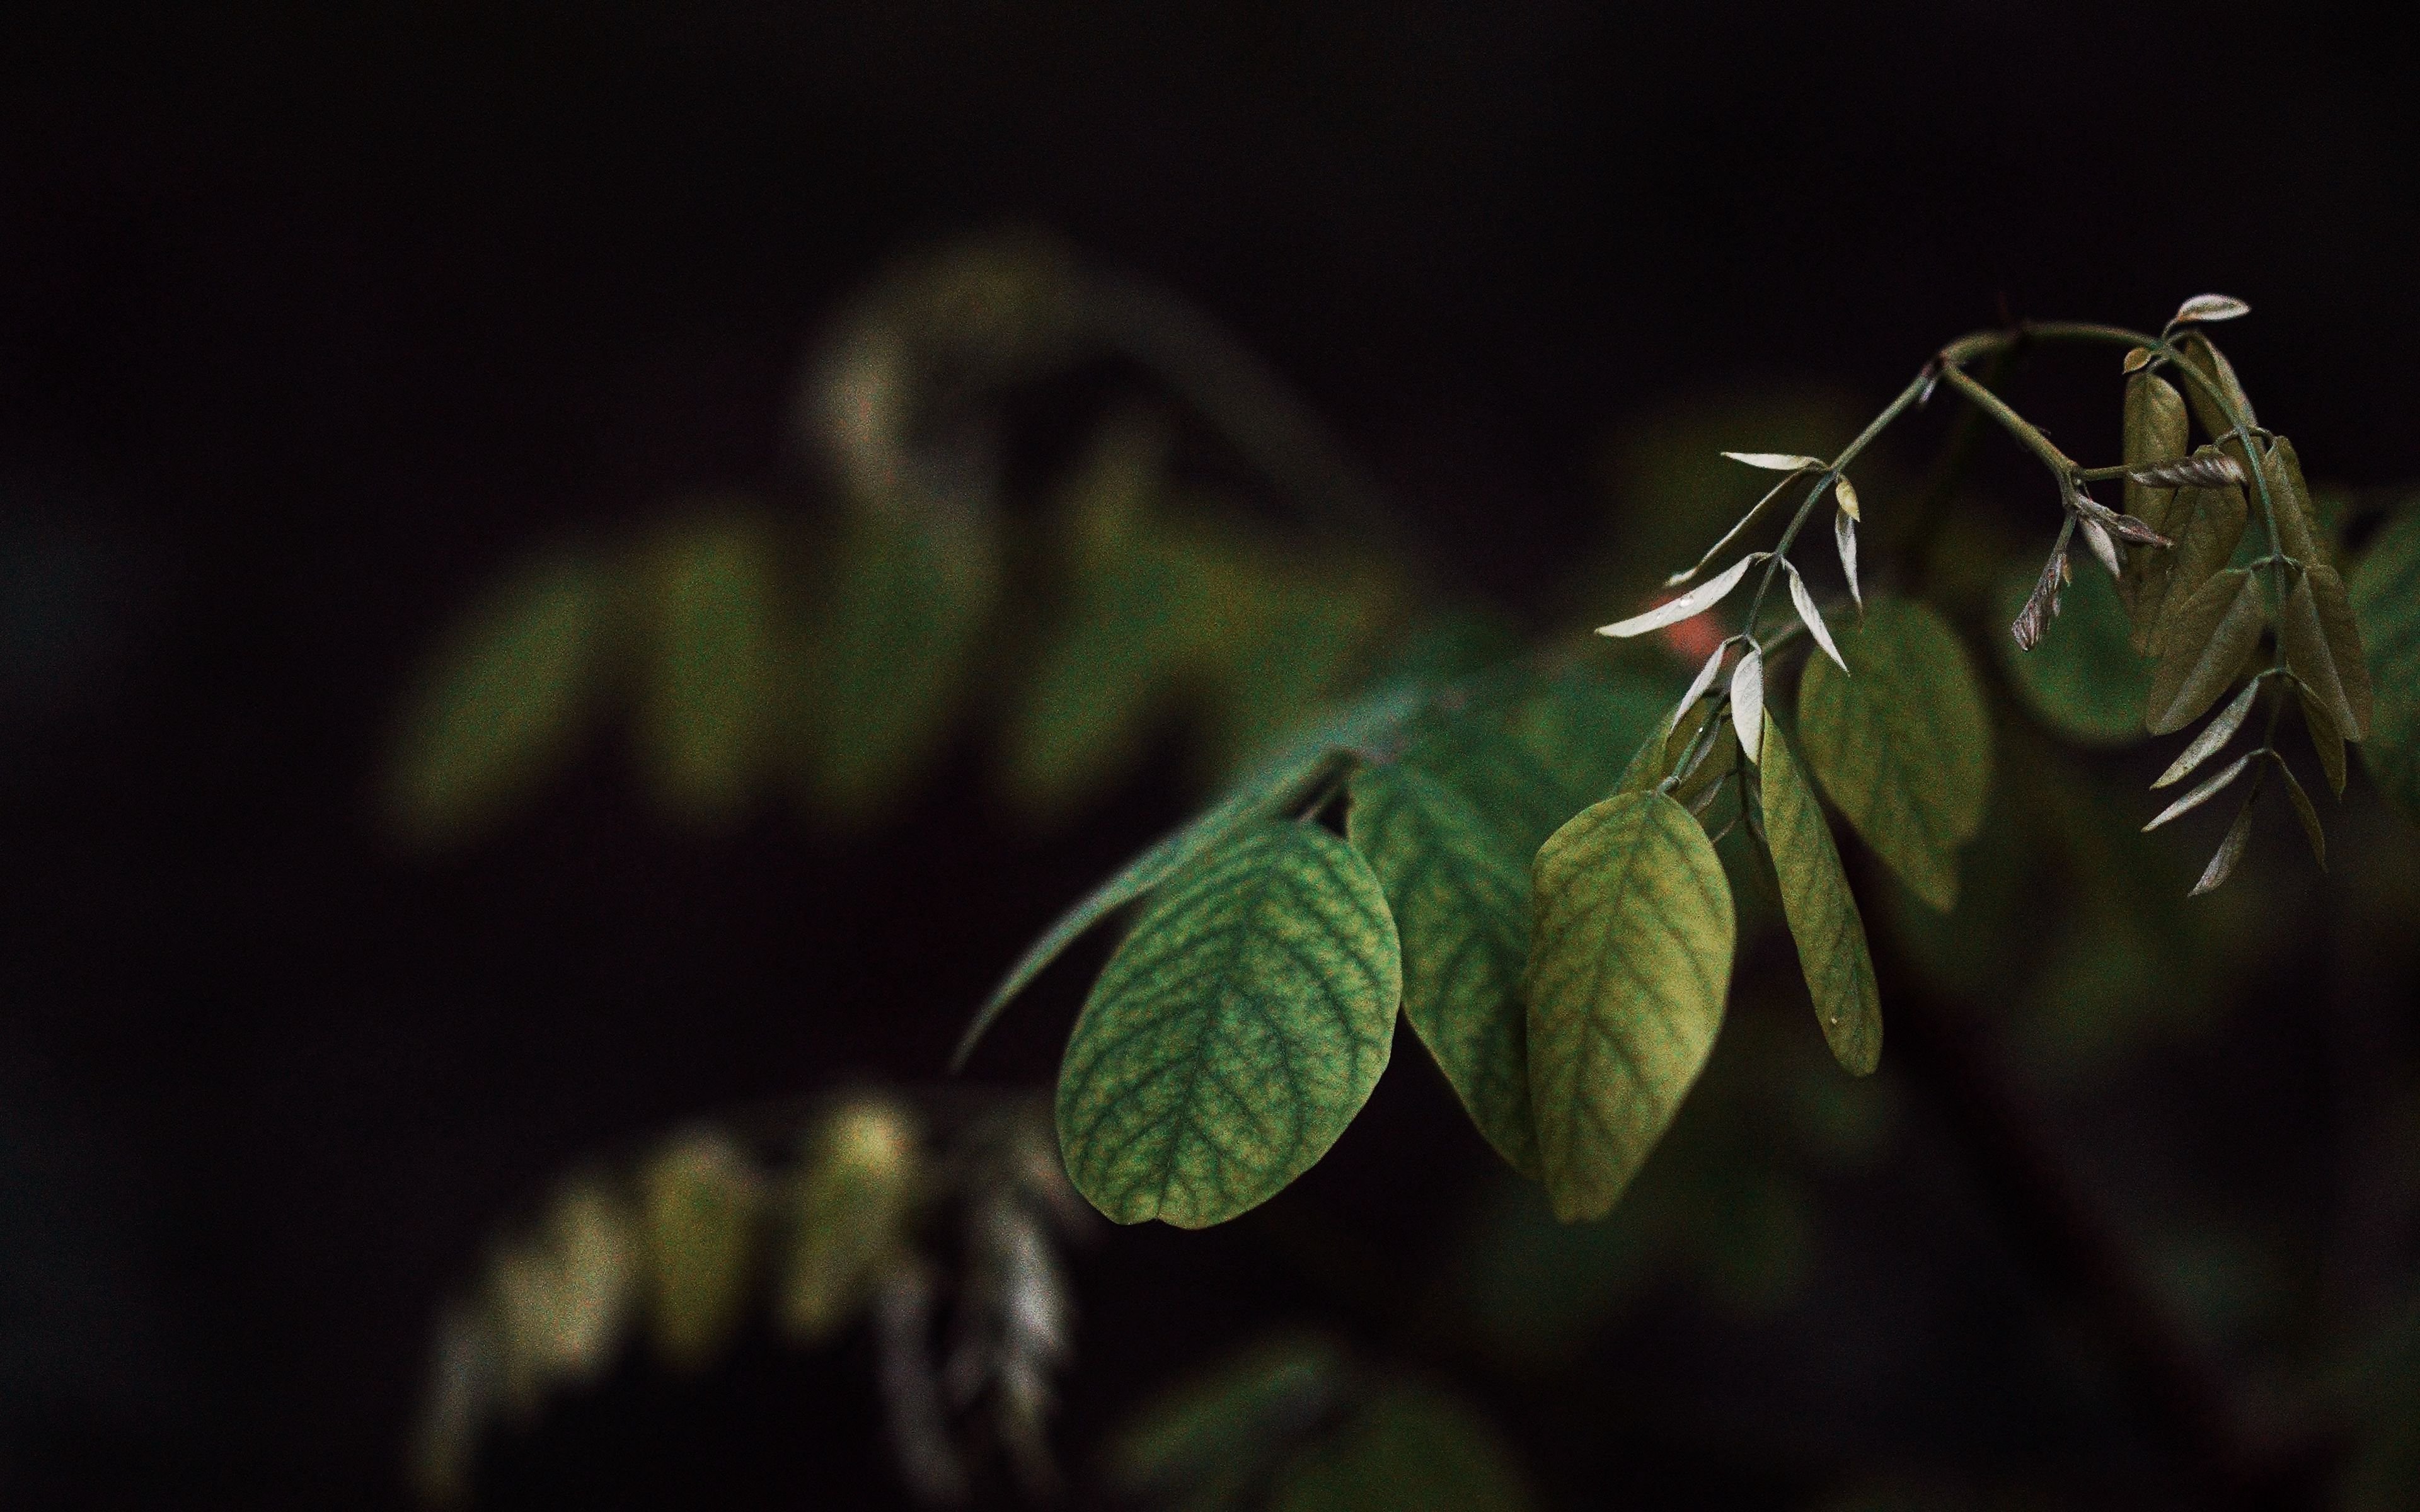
{"left": 1758, "top": 713, "right": 1881, "bottom": 1075}
{"left": 1057, "top": 822, "right": 1401, "bottom": 1228}
{"left": 1797, "top": 597, "right": 1993, "bottom": 912}
{"left": 1525, "top": 792, "right": 1734, "bottom": 1222}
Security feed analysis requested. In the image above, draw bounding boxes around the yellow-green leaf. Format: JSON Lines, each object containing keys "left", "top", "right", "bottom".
{"left": 1347, "top": 759, "right": 1538, "bottom": 1173}
{"left": 488, "top": 1178, "right": 640, "bottom": 1412}
{"left": 1525, "top": 791, "right": 1734, "bottom": 1222}
{"left": 1098, "top": 1334, "right": 1347, "bottom": 1506}
{"left": 2279, "top": 566, "right": 2369, "bottom": 744}
{"left": 2122, "top": 370, "right": 2191, "bottom": 547}
{"left": 1056, "top": 822, "right": 1402, "bottom": 1228}
{"left": 1758, "top": 713, "right": 1881, "bottom": 1075}
{"left": 2261, "top": 436, "right": 2327, "bottom": 569}
{"left": 638, "top": 517, "right": 781, "bottom": 824}
{"left": 2172, "top": 331, "right": 2256, "bottom": 440}
{"left": 386, "top": 554, "right": 619, "bottom": 846}
{"left": 1797, "top": 598, "right": 1993, "bottom": 912}
{"left": 2139, "top": 467, "right": 2248, "bottom": 655}
{"left": 2351, "top": 509, "right": 2420, "bottom": 820}
{"left": 2146, "top": 569, "right": 2265, "bottom": 736}
{"left": 638, "top": 1128, "right": 763, "bottom": 1373}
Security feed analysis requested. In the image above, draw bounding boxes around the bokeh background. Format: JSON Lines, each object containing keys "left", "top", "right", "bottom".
{"left": 3, "top": 4, "right": 2417, "bottom": 1508}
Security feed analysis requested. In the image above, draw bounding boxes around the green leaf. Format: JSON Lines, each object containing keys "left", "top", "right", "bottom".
{"left": 386, "top": 553, "right": 619, "bottom": 846}
{"left": 2353, "top": 510, "right": 2420, "bottom": 820}
{"left": 1269, "top": 1383, "right": 1535, "bottom": 1512}
{"left": 954, "top": 681, "right": 1423, "bottom": 1069}
{"left": 637, "top": 1128, "right": 763, "bottom": 1373}
{"left": 2146, "top": 569, "right": 2265, "bottom": 735}
{"left": 1797, "top": 597, "right": 1993, "bottom": 912}
{"left": 2121, "top": 370, "right": 2191, "bottom": 552}
{"left": 1758, "top": 713, "right": 1881, "bottom": 1075}
{"left": 2172, "top": 331, "right": 2257, "bottom": 439}
{"left": 799, "top": 507, "right": 1001, "bottom": 823}
{"left": 2302, "top": 690, "right": 2349, "bottom": 799}
{"left": 1525, "top": 791, "right": 1734, "bottom": 1222}
{"left": 638, "top": 518, "right": 781, "bottom": 824}
{"left": 1347, "top": 760, "right": 1538, "bottom": 1173}
{"left": 777, "top": 1097, "right": 924, "bottom": 1342}
{"left": 2308, "top": 563, "right": 2373, "bottom": 738}
{"left": 1098, "top": 1334, "right": 1348, "bottom": 1506}
{"left": 1056, "top": 822, "right": 1401, "bottom": 1227}
{"left": 2138, "top": 469, "right": 2247, "bottom": 656}
{"left": 1995, "top": 558, "right": 2153, "bottom": 747}
{"left": 2279, "top": 566, "right": 2370, "bottom": 743}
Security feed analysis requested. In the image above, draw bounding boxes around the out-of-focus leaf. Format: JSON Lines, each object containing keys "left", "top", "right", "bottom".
{"left": 1347, "top": 759, "right": 1536, "bottom": 1173}
{"left": 637, "top": 516, "right": 782, "bottom": 824}
{"left": 2155, "top": 679, "right": 2262, "bottom": 789}
{"left": 798, "top": 507, "right": 1001, "bottom": 823}
{"left": 1525, "top": 792, "right": 1734, "bottom": 1222}
{"left": 1098, "top": 1334, "right": 1348, "bottom": 1507}
{"left": 1269, "top": 1382, "right": 1534, "bottom": 1512}
{"left": 1995, "top": 557, "right": 2153, "bottom": 746}
{"left": 954, "top": 679, "right": 1422, "bottom": 1068}
{"left": 637, "top": 1128, "right": 763, "bottom": 1373}
{"left": 411, "top": 1303, "right": 500, "bottom": 1504}
{"left": 2138, "top": 471, "right": 2247, "bottom": 655}
{"left": 778, "top": 1097, "right": 923, "bottom": 1342}
{"left": 1056, "top": 822, "right": 1400, "bottom": 1227}
{"left": 387, "top": 554, "right": 620, "bottom": 846}
{"left": 1797, "top": 597, "right": 1993, "bottom": 912}
{"left": 1759, "top": 713, "right": 1881, "bottom": 1075}
{"left": 2352, "top": 509, "right": 2420, "bottom": 819}
{"left": 489, "top": 1178, "right": 641, "bottom": 1414}
{"left": 2146, "top": 569, "right": 2264, "bottom": 735}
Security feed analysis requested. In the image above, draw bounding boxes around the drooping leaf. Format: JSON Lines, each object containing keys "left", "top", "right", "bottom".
{"left": 2306, "top": 563, "right": 2372, "bottom": 738}
{"left": 1797, "top": 597, "right": 1993, "bottom": 912}
{"left": 2189, "top": 796, "right": 2257, "bottom": 896}
{"left": 2351, "top": 510, "right": 2420, "bottom": 818}
{"left": 1269, "top": 1382, "right": 1535, "bottom": 1512}
{"left": 778, "top": 1097, "right": 924, "bottom": 1342}
{"left": 387, "top": 553, "right": 620, "bottom": 846}
{"left": 2274, "top": 756, "right": 2327, "bottom": 869}
{"left": 2261, "top": 437, "right": 2327, "bottom": 569}
{"left": 2156, "top": 679, "right": 2262, "bottom": 789}
{"left": 1525, "top": 792, "right": 1735, "bottom": 1222}
{"left": 2279, "top": 566, "right": 2369, "bottom": 743}
{"left": 2143, "top": 753, "right": 2253, "bottom": 832}
{"left": 2121, "top": 370, "right": 2191, "bottom": 563}
{"left": 1786, "top": 564, "right": 1847, "bottom": 672}
{"left": 1758, "top": 713, "right": 1881, "bottom": 1075}
{"left": 637, "top": 1128, "right": 763, "bottom": 1373}
{"left": 954, "top": 680, "right": 1423, "bottom": 1068}
{"left": 1835, "top": 508, "right": 1861, "bottom": 609}
{"left": 2138, "top": 467, "right": 2249, "bottom": 655}
{"left": 800, "top": 507, "right": 1001, "bottom": 822}
{"left": 1995, "top": 558, "right": 2153, "bottom": 747}
{"left": 1731, "top": 646, "right": 1765, "bottom": 763}
{"left": 2145, "top": 569, "right": 2266, "bottom": 736}
{"left": 2303, "top": 690, "right": 2349, "bottom": 799}
{"left": 1056, "top": 822, "right": 1401, "bottom": 1227}
{"left": 2172, "top": 331, "right": 2257, "bottom": 440}
{"left": 637, "top": 517, "right": 781, "bottom": 824}
{"left": 1347, "top": 760, "right": 1538, "bottom": 1173}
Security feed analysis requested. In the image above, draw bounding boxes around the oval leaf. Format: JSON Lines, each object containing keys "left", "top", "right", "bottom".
{"left": 2306, "top": 563, "right": 2372, "bottom": 740}
{"left": 2259, "top": 437, "right": 2325, "bottom": 569}
{"left": 1797, "top": 598, "right": 1993, "bottom": 912}
{"left": 2173, "top": 293, "right": 2252, "bottom": 324}
{"left": 2172, "top": 331, "right": 2257, "bottom": 438}
{"left": 2351, "top": 510, "right": 2420, "bottom": 818}
{"left": 640, "top": 519, "right": 780, "bottom": 823}
{"left": 1524, "top": 792, "right": 1735, "bottom": 1222}
{"left": 778, "top": 1098, "right": 923, "bottom": 1342}
{"left": 2139, "top": 466, "right": 2249, "bottom": 655}
{"left": 1346, "top": 762, "right": 1538, "bottom": 1174}
{"left": 2146, "top": 569, "right": 2266, "bottom": 735}
{"left": 1759, "top": 713, "right": 1881, "bottom": 1075}
{"left": 639, "top": 1129, "right": 763, "bottom": 1373}
{"left": 1997, "top": 559, "right": 2153, "bottom": 747}
{"left": 1057, "top": 822, "right": 1402, "bottom": 1227}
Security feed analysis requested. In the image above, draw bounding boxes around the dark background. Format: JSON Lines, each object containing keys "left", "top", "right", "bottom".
{"left": 1, "top": 3, "right": 2414, "bottom": 1508}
